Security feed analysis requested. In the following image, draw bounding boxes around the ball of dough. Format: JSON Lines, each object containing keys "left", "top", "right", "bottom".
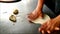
{"left": 32, "top": 14, "right": 50, "bottom": 24}
{"left": 9, "top": 15, "right": 16, "bottom": 22}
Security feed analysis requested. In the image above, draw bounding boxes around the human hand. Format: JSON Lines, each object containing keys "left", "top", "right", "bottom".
{"left": 39, "top": 18, "right": 60, "bottom": 34}
{"left": 28, "top": 10, "right": 43, "bottom": 22}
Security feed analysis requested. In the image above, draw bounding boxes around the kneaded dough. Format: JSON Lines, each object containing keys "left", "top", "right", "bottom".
{"left": 32, "top": 14, "right": 50, "bottom": 25}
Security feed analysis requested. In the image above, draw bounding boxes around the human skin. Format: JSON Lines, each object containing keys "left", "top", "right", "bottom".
{"left": 27, "top": 0, "right": 60, "bottom": 34}
{"left": 39, "top": 15, "right": 60, "bottom": 34}
{"left": 0, "top": 0, "right": 60, "bottom": 34}
{"left": 28, "top": 0, "right": 44, "bottom": 21}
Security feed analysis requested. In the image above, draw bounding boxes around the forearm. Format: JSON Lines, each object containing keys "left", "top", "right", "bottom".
{"left": 53, "top": 15, "right": 60, "bottom": 22}
{"left": 36, "top": 0, "right": 44, "bottom": 11}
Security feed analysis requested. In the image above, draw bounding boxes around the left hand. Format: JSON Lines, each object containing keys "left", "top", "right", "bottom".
{"left": 38, "top": 19, "right": 60, "bottom": 34}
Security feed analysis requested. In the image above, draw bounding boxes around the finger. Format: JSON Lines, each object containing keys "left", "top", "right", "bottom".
{"left": 47, "top": 30, "right": 51, "bottom": 34}
{"left": 55, "top": 27, "right": 60, "bottom": 30}
{"left": 28, "top": 18, "right": 33, "bottom": 23}
{"left": 46, "top": 22, "right": 53, "bottom": 34}
{"left": 46, "top": 20, "right": 54, "bottom": 32}
{"left": 40, "top": 23, "right": 47, "bottom": 31}
{"left": 46, "top": 21, "right": 51, "bottom": 32}
{"left": 38, "top": 28, "right": 45, "bottom": 34}
{"left": 42, "top": 22, "right": 48, "bottom": 28}
{"left": 39, "top": 28, "right": 48, "bottom": 34}
{"left": 38, "top": 28, "right": 41, "bottom": 32}
{"left": 39, "top": 22, "right": 48, "bottom": 33}
{"left": 42, "top": 30, "right": 45, "bottom": 34}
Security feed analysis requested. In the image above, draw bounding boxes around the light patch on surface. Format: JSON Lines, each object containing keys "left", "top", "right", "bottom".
{"left": 0, "top": 0, "right": 39, "bottom": 34}
{"left": 0, "top": 3, "right": 17, "bottom": 21}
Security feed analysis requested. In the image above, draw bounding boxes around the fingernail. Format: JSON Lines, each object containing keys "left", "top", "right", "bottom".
{"left": 47, "top": 30, "right": 50, "bottom": 34}
{"left": 38, "top": 28, "right": 41, "bottom": 32}
{"left": 42, "top": 30, "right": 44, "bottom": 34}
{"left": 55, "top": 27, "right": 60, "bottom": 30}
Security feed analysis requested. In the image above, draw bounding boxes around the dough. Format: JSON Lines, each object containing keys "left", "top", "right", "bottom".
{"left": 32, "top": 14, "right": 50, "bottom": 24}
{"left": 9, "top": 15, "right": 16, "bottom": 22}
{"left": 13, "top": 9, "right": 19, "bottom": 15}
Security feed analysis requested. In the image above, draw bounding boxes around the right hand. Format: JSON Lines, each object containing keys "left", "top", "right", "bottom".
{"left": 28, "top": 10, "right": 43, "bottom": 21}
